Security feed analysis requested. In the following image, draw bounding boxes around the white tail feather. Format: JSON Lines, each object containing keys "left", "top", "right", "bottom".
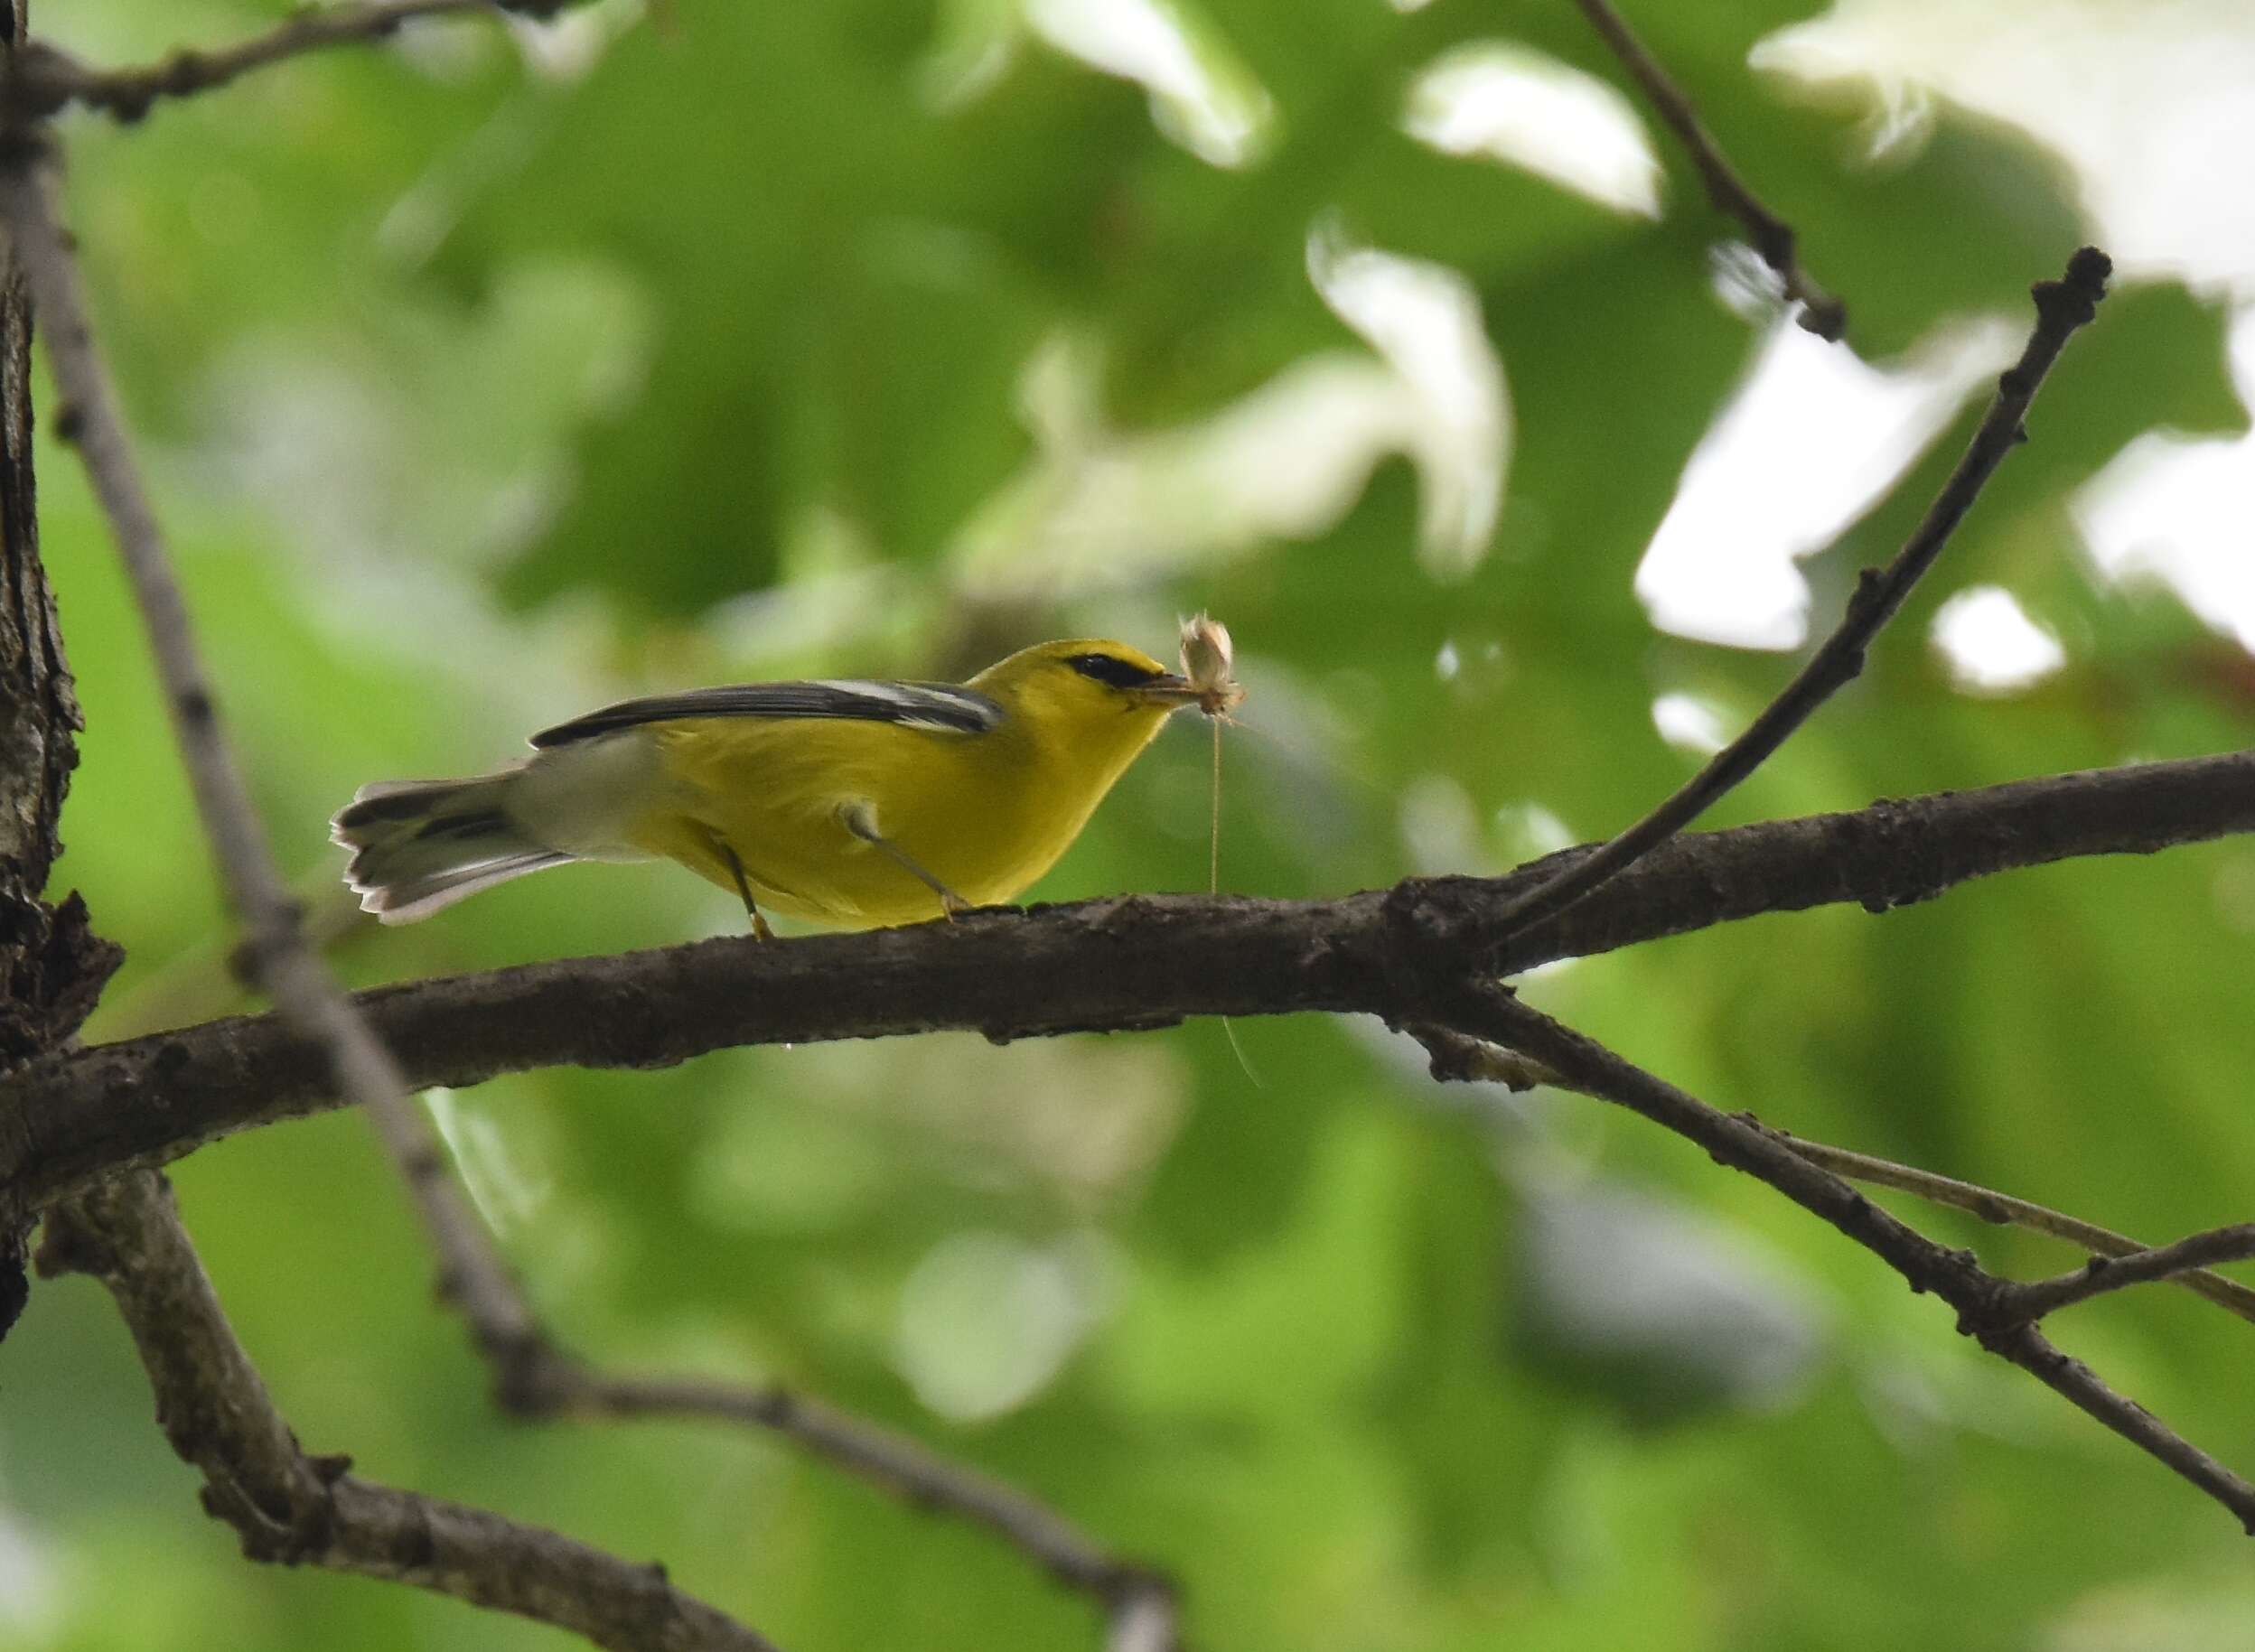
{"left": 331, "top": 774, "right": 570, "bottom": 923}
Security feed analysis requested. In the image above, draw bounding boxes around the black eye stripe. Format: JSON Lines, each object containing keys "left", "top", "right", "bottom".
{"left": 1064, "top": 652, "right": 1163, "bottom": 689}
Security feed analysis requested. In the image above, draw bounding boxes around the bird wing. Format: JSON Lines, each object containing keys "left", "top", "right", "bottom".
{"left": 529, "top": 680, "right": 1005, "bottom": 749}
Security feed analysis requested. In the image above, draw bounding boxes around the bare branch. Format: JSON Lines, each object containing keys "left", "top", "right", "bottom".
{"left": 1485, "top": 247, "right": 2112, "bottom": 945}
{"left": 360, "top": 1099, "right": 1176, "bottom": 1622}
{"left": 0, "top": 1, "right": 122, "bottom": 1341}
{"left": 1975, "top": 1320, "right": 2255, "bottom": 1535}
{"left": 0, "top": 117, "right": 776, "bottom": 1643}
{"left": 1428, "top": 980, "right": 2255, "bottom": 1534}
{"left": 1764, "top": 1129, "right": 2255, "bottom": 1326}
{"left": 1413, "top": 1026, "right": 2255, "bottom": 1328}
{"left": 541, "top": 1367, "right": 1174, "bottom": 1616}
{"left": 1996, "top": 1225, "right": 2255, "bottom": 1324}
{"left": 5, "top": 0, "right": 586, "bottom": 125}
{"left": 9, "top": 746, "right": 2254, "bottom": 1213}
{"left": 0, "top": 147, "right": 320, "bottom": 1000}
{"left": 358, "top": 1096, "right": 1175, "bottom": 1624}
{"left": 1408, "top": 1024, "right": 1556, "bottom": 1091}
{"left": 37, "top": 1171, "right": 781, "bottom": 1652}
{"left": 371, "top": 1086, "right": 552, "bottom": 1368}
{"left": 0, "top": 101, "right": 531, "bottom": 1339}
{"left": 1415, "top": 1021, "right": 2255, "bottom": 1333}
{"left": 1571, "top": 0, "right": 1845, "bottom": 339}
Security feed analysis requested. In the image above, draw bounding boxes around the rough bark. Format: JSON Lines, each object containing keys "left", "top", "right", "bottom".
{"left": 0, "top": 0, "right": 121, "bottom": 1339}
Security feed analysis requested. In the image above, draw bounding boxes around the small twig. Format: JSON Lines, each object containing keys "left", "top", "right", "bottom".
{"left": 1995, "top": 1225, "right": 2255, "bottom": 1325}
{"left": 4, "top": 0, "right": 581, "bottom": 125}
{"left": 1409, "top": 1027, "right": 2255, "bottom": 1329}
{"left": 370, "top": 1088, "right": 552, "bottom": 1372}
{"left": 1765, "top": 1129, "right": 2255, "bottom": 1326}
{"left": 544, "top": 1367, "right": 1174, "bottom": 1618}
{"left": 1408, "top": 1023, "right": 1556, "bottom": 1091}
{"left": 364, "top": 1124, "right": 1178, "bottom": 1628}
{"left": 1486, "top": 246, "right": 2111, "bottom": 947}
{"left": 1570, "top": 0, "right": 1844, "bottom": 339}
{"left": 1427, "top": 979, "right": 2255, "bottom": 1534}
{"left": 38, "top": 1171, "right": 781, "bottom": 1652}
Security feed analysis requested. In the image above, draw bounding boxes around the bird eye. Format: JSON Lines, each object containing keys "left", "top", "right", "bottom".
{"left": 1063, "top": 652, "right": 1162, "bottom": 689}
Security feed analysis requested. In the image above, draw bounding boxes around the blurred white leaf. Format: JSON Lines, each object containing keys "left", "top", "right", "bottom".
{"left": 1405, "top": 42, "right": 1664, "bottom": 219}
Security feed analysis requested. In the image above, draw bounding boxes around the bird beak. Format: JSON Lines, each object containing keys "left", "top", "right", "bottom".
{"left": 1128, "top": 673, "right": 1205, "bottom": 709}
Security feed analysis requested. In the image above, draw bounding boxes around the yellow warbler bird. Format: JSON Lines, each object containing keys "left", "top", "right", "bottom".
{"left": 332, "top": 638, "right": 1213, "bottom": 934}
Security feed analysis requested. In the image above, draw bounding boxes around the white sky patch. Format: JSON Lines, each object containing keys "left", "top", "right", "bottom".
{"left": 1309, "top": 221, "right": 1511, "bottom": 577}
{"left": 1636, "top": 315, "right": 2014, "bottom": 649}
{"left": 953, "top": 344, "right": 1436, "bottom": 592}
{"left": 2074, "top": 303, "right": 2255, "bottom": 649}
{"left": 1752, "top": 4, "right": 2255, "bottom": 659}
{"left": 1651, "top": 691, "right": 1733, "bottom": 755}
{"left": 1025, "top": 0, "right": 1274, "bottom": 167}
{"left": 1754, "top": 1, "right": 2255, "bottom": 292}
{"left": 1404, "top": 42, "right": 1663, "bottom": 219}
{"left": 1930, "top": 586, "right": 2065, "bottom": 693}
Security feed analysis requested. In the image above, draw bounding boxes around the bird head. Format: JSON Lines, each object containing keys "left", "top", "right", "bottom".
{"left": 969, "top": 639, "right": 1206, "bottom": 722}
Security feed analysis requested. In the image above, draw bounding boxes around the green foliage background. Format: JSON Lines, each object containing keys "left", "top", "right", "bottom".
{"left": 7, "top": 2, "right": 2255, "bottom": 1648}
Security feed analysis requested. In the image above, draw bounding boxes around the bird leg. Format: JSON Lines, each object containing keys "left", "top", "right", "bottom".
{"left": 698, "top": 826, "right": 775, "bottom": 940}
{"left": 837, "top": 801, "right": 968, "bottom": 918}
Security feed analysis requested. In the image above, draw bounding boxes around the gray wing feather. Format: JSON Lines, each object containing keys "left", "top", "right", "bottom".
{"left": 529, "top": 680, "right": 1004, "bottom": 749}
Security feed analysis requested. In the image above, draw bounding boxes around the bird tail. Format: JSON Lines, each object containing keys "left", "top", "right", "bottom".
{"left": 331, "top": 773, "right": 570, "bottom": 924}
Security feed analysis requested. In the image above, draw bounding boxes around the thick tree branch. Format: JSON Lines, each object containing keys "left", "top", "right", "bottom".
{"left": 36, "top": 1171, "right": 781, "bottom": 1651}
{"left": 1488, "top": 247, "right": 2111, "bottom": 943}
{"left": 6, "top": 747, "right": 2251, "bottom": 1212}
{"left": 1431, "top": 982, "right": 2255, "bottom": 1533}
{"left": 0, "top": 147, "right": 316, "bottom": 986}
{"left": 1571, "top": 0, "right": 1845, "bottom": 338}
{"left": 5, "top": 0, "right": 588, "bottom": 125}
{"left": 0, "top": 7, "right": 120, "bottom": 1339}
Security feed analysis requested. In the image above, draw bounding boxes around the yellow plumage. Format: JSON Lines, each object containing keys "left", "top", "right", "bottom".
{"left": 332, "top": 638, "right": 1203, "bottom": 929}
